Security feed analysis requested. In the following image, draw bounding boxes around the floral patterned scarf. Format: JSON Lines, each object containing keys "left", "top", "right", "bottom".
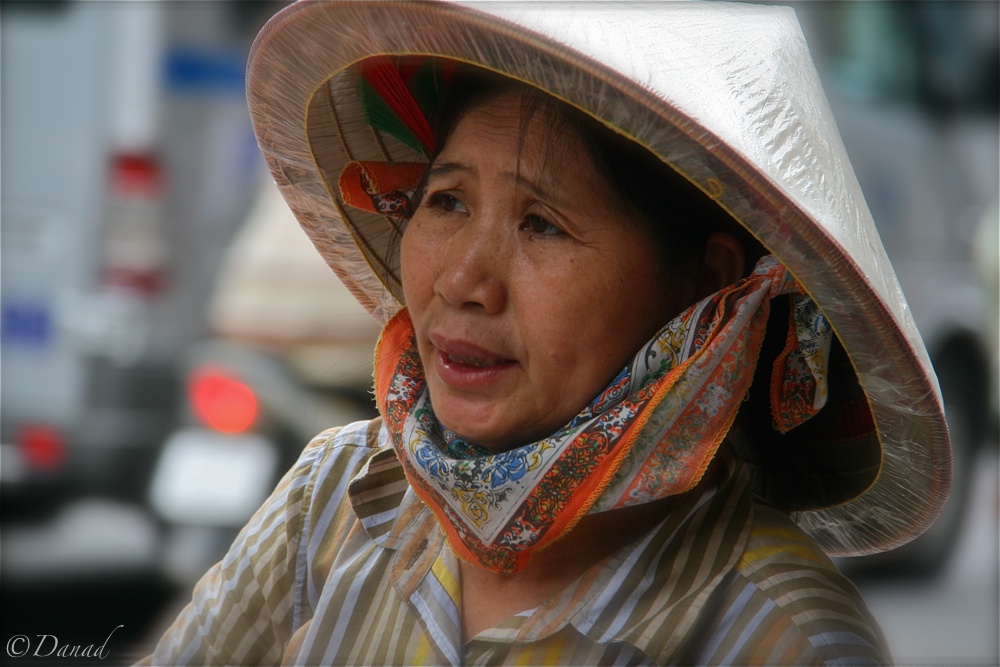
{"left": 374, "top": 256, "right": 831, "bottom": 574}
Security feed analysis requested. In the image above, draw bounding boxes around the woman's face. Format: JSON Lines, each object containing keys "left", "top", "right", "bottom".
{"left": 400, "top": 92, "right": 687, "bottom": 452}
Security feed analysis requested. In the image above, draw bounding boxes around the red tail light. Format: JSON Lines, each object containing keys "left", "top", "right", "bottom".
{"left": 189, "top": 366, "right": 258, "bottom": 434}
{"left": 110, "top": 152, "right": 164, "bottom": 199}
{"left": 17, "top": 424, "right": 67, "bottom": 471}
{"left": 101, "top": 151, "right": 169, "bottom": 297}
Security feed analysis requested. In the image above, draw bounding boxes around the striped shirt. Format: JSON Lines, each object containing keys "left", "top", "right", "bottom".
{"left": 144, "top": 418, "right": 890, "bottom": 666}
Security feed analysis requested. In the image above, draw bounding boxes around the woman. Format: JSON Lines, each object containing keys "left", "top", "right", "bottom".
{"left": 144, "top": 2, "right": 951, "bottom": 665}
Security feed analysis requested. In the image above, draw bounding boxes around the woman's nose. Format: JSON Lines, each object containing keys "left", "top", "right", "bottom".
{"left": 434, "top": 219, "right": 507, "bottom": 314}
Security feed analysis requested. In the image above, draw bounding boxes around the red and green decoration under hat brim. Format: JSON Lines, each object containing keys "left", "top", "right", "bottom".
{"left": 340, "top": 57, "right": 454, "bottom": 218}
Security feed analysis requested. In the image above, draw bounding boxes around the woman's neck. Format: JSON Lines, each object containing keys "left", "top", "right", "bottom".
{"left": 458, "top": 495, "right": 676, "bottom": 640}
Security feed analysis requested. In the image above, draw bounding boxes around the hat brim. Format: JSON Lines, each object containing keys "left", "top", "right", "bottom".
{"left": 246, "top": 0, "right": 950, "bottom": 557}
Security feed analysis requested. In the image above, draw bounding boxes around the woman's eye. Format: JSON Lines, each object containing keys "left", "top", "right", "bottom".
{"left": 427, "top": 192, "right": 467, "bottom": 214}
{"left": 522, "top": 215, "right": 564, "bottom": 236}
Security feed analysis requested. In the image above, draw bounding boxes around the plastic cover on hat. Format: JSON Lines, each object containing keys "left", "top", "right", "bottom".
{"left": 245, "top": 0, "right": 951, "bottom": 557}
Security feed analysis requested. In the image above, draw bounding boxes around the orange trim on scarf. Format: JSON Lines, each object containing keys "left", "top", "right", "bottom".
{"left": 374, "top": 308, "right": 415, "bottom": 417}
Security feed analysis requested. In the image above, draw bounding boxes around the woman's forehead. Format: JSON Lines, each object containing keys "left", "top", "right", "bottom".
{"left": 438, "top": 91, "right": 602, "bottom": 191}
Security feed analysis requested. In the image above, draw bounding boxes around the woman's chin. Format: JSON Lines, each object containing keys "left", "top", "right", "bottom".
{"left": 434, "top": 408, "right": 537, "bottom": 453}
{"left": 439, "top": 421, "right": 520, "bottom": 453}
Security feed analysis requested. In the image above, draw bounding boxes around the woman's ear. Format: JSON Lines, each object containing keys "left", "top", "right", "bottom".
{"left": 698, "top": 232, "right": 746, "bottom": 295}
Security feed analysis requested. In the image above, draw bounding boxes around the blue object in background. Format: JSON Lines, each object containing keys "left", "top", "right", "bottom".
{"left": 164, "top": 46, "right": 246, "bottom": 95}
{"left": 1, "top": 300, "right": 52, "bottom": 347}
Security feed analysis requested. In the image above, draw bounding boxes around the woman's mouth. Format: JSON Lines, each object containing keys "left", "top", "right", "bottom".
{"left": 444, "top": 352, "right": 508, "bottom": 368}
{"left": 429, "top": 335, "right": 516, "bottom": 388}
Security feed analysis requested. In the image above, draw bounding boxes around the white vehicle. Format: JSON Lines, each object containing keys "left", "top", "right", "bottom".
{"left": 0, "top": 4, "right": 271, "bottom": 641}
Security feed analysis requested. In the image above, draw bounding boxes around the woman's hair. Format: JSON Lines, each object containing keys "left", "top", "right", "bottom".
{"left": 410, "top": 64, "right": 763, "bottom": 280}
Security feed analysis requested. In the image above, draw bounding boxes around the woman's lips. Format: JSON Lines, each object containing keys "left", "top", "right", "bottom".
{"left": 429, "top": 334, "right": 516, "bottom": 388}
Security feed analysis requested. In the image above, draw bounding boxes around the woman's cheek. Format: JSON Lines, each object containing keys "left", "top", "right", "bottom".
{"left": 400, "top": 219, "right": 431, "bottom": 304}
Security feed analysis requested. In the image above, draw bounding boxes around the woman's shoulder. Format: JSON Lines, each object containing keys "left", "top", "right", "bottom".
{"left": 667, "top": 499, "right": 889, "bottom": 665}
{"left": 737, "top": 501, "right": 866, "bottom": 594}
{"left": 715, "top": 500, "right": 891, "bottom": 665}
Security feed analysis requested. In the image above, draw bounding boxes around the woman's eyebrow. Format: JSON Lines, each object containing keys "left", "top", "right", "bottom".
{"left": 511, "top": 172, "right": 566, "bottom": 208}
{"left": 427, "top": 160, "right": 568, "bottom": 208}
{"left": 426, "top": 161, "right": 474, "bottom": 179}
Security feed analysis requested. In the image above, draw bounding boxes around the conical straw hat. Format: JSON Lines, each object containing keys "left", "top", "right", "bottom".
{"left": 246, "top": 0, "right": 951, "bottom": 557}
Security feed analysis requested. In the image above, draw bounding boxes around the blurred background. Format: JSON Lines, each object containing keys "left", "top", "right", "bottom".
{"left": 1, "top": 1, "right": 997, "bottom": 665}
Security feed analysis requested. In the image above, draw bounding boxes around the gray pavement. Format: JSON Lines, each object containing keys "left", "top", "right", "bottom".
{"left": 856, "top": 448, "right": 999, "bottom": 666}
